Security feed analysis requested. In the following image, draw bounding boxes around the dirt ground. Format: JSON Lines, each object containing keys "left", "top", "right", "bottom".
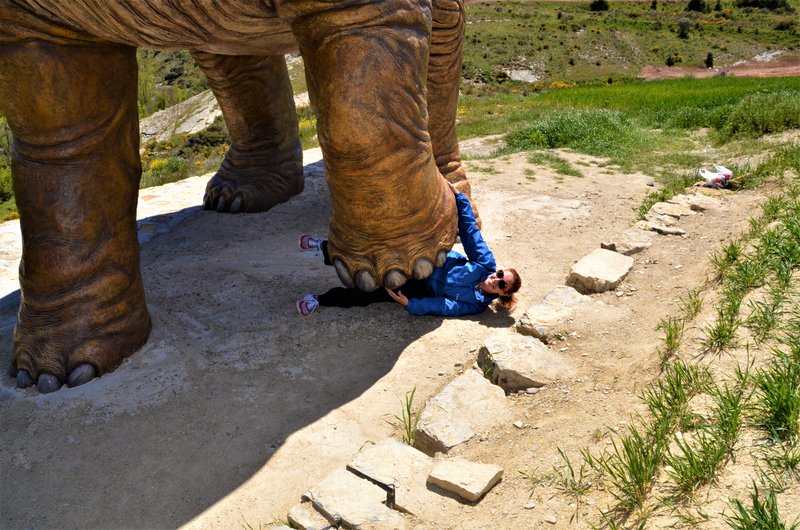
{"left": 639, "top": 60, "right": 800, "bottom": 80}
{"left": 1, "top": 143, "right": 798, "bottom": 529}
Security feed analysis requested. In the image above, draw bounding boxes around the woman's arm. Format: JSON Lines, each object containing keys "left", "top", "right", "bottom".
{"left": 455, "top": 193, "right": 496, "bottom": 271}
{"left": 406, "top": 296, "right": 483, "bottom": 317}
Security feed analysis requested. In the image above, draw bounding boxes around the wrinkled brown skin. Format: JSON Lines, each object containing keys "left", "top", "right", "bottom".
{"left": 0, "top": 0, "right": 472, "bottom": 391}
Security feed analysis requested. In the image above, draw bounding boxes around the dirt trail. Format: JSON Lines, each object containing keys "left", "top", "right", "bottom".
{"left": 1, "top": 145, "right": 796, "bottom": 529}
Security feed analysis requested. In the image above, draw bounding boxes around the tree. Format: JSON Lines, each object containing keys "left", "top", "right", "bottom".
{"left": 0, "top": 115, "right": 12, "bottom": 168}
{"left": 590, "top": 0, "right": 610, "bottom": 11}
{"left": 678, "top": 19, "right": 692, "bottom": 38}
{"left": 686, "top": 0, "right": 709, "bottom": 12}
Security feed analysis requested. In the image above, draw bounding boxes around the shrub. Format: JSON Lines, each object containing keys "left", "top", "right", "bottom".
{"left": 0, "top": 166, "right": 12, "bottom": 203}
{"left": 686, "top": 0, "right": 709, "bottom": 11}
{"left": 666, "top": 53, "right": 683, "bottom": 66}
{"left": 718, "top": 90, "right": 800, "bottom": 140}
{"left": 590, "top": 0, "right": 610, "bottom": 11}
{"left": 504, "top": 109, "right": 646, "bottom": 161}
{"left": 735, "top": 0, "right": 790, "bottom": 8}
{"left": 141, "top": 157, "right": 191, "bottom": 188}
{"left": 678, "top": 19, "right": 692, "bottom": 38}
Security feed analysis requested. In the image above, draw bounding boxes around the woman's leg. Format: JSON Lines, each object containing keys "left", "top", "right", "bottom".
{"left": 316, "top": 287, "right": 393, "bottom": 308}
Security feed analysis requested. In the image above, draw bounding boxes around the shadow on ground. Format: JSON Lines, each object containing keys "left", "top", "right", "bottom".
{"left": 0, "top": 164, "right": 444, "bottom": 528}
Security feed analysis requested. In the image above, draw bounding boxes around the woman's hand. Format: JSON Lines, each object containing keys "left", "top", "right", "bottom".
{"left": 445, "top": 180, "right": 459, "bottom": 196}
{"left": 385, "top": 288, "right": 409, "bottom": 307}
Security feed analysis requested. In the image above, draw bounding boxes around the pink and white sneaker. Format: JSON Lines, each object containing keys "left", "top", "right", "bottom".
{"left": 296, "top": 294, "right": 319, "bottom": 316}
{"left": 299, "top": 234, "right": 322, "bottom": 251}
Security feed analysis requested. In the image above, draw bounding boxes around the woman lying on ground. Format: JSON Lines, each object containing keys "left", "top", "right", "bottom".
{"left": 296, "top": 183, "right": 521, "bottom": 317}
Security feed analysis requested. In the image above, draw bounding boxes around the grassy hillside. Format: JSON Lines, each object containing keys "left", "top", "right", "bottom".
{"left": 463, "top": 0, "right": 799, "bottom": 89}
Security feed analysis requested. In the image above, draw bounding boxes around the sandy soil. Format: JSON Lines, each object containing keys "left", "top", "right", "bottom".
{"left": 1, "top": 144, "right": 798, "bottom": 529}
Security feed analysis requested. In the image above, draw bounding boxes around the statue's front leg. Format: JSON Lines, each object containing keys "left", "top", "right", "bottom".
{"left": 292, "top": 1, "right": 458, "bottom": 291}
{"left": 192, "top": 52, "right": 304, "bottom": 213}
{"left": 0, "top": 42, "right": 150, "bottom": 392}
{"left": 428, "top": 0, "right": 480, "bottom": 224}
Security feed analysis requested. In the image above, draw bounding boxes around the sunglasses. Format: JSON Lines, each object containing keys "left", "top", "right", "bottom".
{"left": 496, "top": 270, "right": 508, "bottom": 291}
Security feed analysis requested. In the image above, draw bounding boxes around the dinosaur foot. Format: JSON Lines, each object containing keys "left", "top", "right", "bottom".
{"left": 203, "top": 151, "right": 304, "bottom": 213}
{"left": 10, "top": 282, "right": 151, "bottom": 394}
{"left": 326, "top": 176, "right": 459, "bottom": 291}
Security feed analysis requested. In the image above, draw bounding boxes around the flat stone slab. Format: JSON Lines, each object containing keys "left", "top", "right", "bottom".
{"left": 477, "top": 329, "right": 574, "bottom": 392}
{"left": 288, "top": 501, "right": 334, "bottom": 530}
{"left": 348, "top": 439, "right": 452, "bottom": 517}
{"left": 303, "top": 468, "right": 406, "bottom": 529}
{"left": 427, "top": 458, "right": 503, "bottom": 502}
{"left": 516, "top": 285, "right": 590, "bottom": 342}
{"left": 415, "top": 369, "right": 511, "bottom": 456}
{"left": 566, "top": 248, "right": 634, "bottom": 294}
{"left": 668, "top": 193, "right": 719, "bottom": 212}
{"left": 644, "top": 212, "right": 679, "bottom": 226}
{"left": 635, "top": 220, "right": 686, "bottom": 236}
{"left": 601, "top": 227, "right": 654, "bottom": 256}
{"left": 650, "top": 201, "right": 694, "bottom": 219}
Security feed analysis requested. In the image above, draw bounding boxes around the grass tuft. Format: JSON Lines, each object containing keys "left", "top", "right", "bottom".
{"left": 723, "top": 482, "right": 799, "bottom": 530}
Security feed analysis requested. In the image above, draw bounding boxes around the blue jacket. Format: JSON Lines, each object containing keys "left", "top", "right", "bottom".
{"left": 406, "top": 193, "right": 498, "bottom": 317}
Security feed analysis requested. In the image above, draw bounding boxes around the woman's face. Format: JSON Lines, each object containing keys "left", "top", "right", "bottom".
{"left": 482, "top": 269, "right": 516, "bottom": 295}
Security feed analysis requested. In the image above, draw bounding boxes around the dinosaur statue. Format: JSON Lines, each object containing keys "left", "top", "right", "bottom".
{"left": 0, "top": 0, "right": 475, "bottom": 393}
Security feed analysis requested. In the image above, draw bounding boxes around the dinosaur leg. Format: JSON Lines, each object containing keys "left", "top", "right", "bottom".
{"left": 0, "top": 42, "right": 150, "bottom": 393}
{"left": 427, "top": 0, "right": 480, "bottom": 224}
{"left": 192, "top": 51, "right": 304, "bottom": 213}
{"left": 292, "top": 0, "right": 458, "bottom": 291}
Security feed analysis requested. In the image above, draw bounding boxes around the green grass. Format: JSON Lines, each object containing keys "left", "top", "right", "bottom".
{"left": 527, "top": 151, "right": 583, "bottom": 176}
{"left": 590, "top": 423, "right": 665, "bottom": 512}
{"left": 723, "top": 482, "right": 799, "bottom": 530}
{"left": 717, "top": 90, "right": 800, "bottom": 141}
{"left": 656, "top": 316, "right": 685, "bottom": 364}
{"left": 754, "top": 348, "right": 800, "bottom": 442}
{"left": 552, "top": 448, "right": 592, "bottom": 523}
{"left": 386, "top": 387, "right": 420, "bottom": 446}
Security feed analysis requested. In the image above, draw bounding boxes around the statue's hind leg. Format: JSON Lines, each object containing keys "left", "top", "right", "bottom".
{"left": 0, "top": 42, "right": 150, "bottom": 393}
{"left": 192, "top": 52, "right": 304, "bottom": 213}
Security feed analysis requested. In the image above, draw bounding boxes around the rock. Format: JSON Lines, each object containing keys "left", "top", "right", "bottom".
{"left": 668, "top": 193, "right": 719, "bottom": 212}
{"left": 644, "top": 212, "right": 679, "bottom": 226}
{"left": 477, "top": 329, "right": 574, "bottom": 392}
{"left": 566, "top": 248, "right": 634, "bottom": 294}
{"left": 303, "top": 468, "right": 407, "bottom": 529}
{"left": 415, "top": 369, "right": 511, "bottom": 456}
{"left": 513, "top": 420, "right": 524, "bottom": 429}
{"left": 650, "top": 201, "right": 694, "bottom": 218}
{"left": 635, "top": 220, "right": 686, "bottom": 236}
{"left": 601, "top": 228, "right": 653, "bottom": 256}
{"left": 544, "top": 514, "right": 558, "bottom": 524}
{"left": 139, "top": 90, "right": 222, "bottom": 145}
{"left": 515, "top": 286, "right": 590, "bottom": 342}
{"left": 288, "top": 501, "right": 333, "bottom": 530}
{"left": 427, "top": 457, "right": 503, "bottom": 502}
{"left": 524, "top": 501, "right": 536, "bottom": 510}
{"left": 347, "top": 439, "right": 451, "bottom": 517}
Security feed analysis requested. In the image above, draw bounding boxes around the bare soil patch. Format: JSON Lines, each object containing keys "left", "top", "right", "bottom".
{"left": 639, "top": 60, "right": 800, "bottom": 80}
